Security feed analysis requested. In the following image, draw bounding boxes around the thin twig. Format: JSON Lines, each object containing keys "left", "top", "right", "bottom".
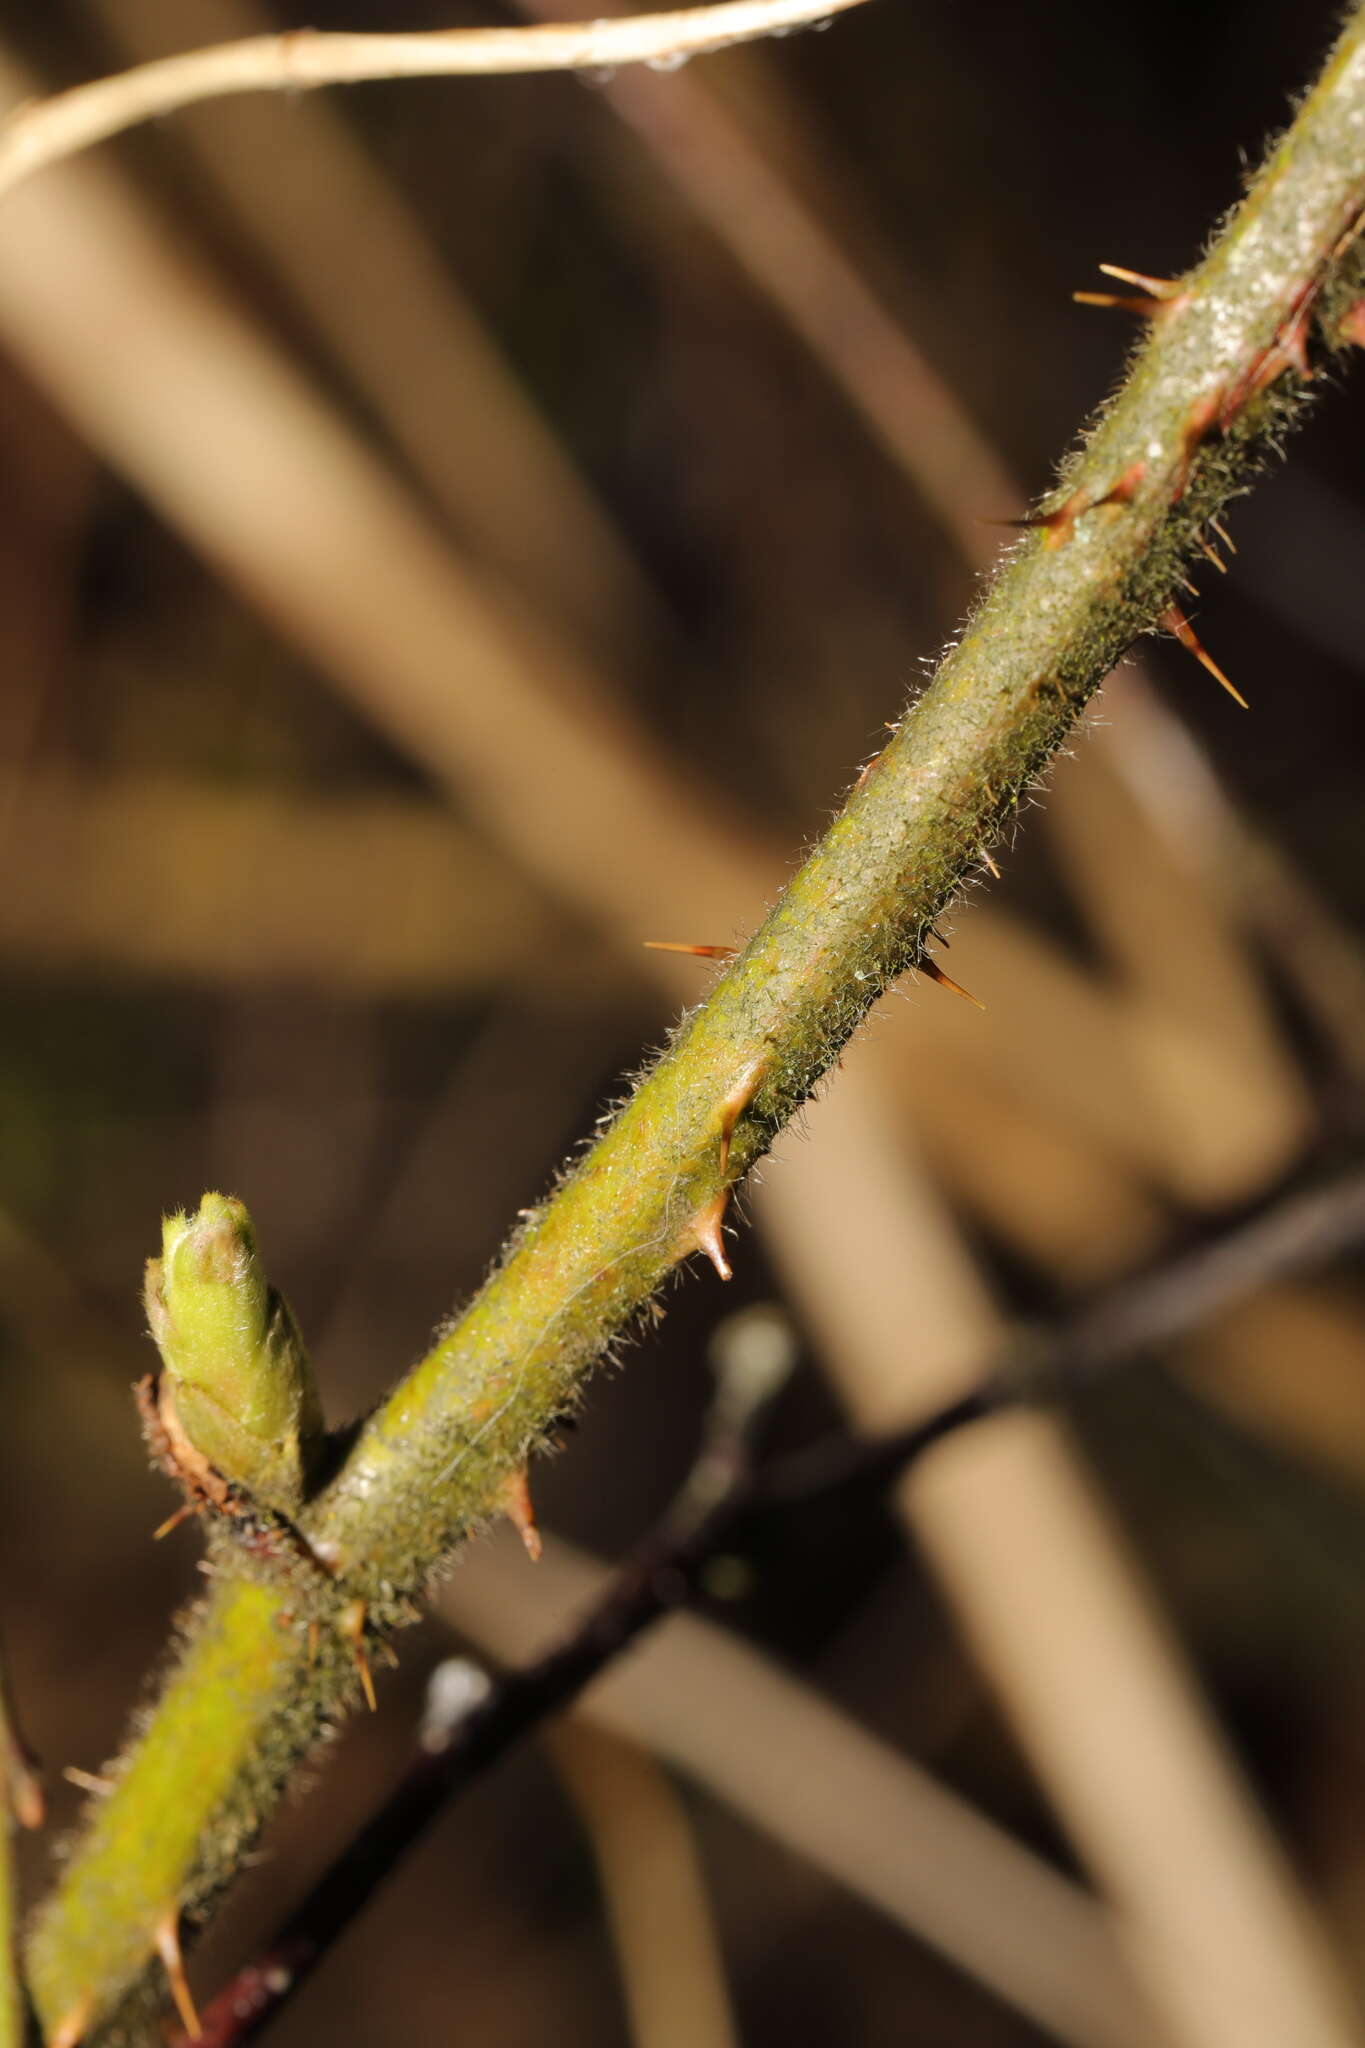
{"left": 0, "top": 0, "right": 872, "bottom": 201}
{"left": 180, "top": 1160, "right": 1365, "bottom": 2048}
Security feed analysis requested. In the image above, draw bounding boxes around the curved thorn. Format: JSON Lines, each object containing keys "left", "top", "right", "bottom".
{"left": 154, "top": 1908, "right": 201, "bottom": 2042}
{"left": 686, "top": 1192, "right": 733, "bottom": 1282}
{"left": 919, "top": 956, "right": 986, "bottom": 1010}
{"left": 493, "top": 1465, "right": 542, "bottom": 1561}
{"left": 717, "top": 1053, "right": 769, "bottom": 1175}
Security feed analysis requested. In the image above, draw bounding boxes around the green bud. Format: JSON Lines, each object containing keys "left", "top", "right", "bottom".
{"left": 143, "top": 1193, "right": 323, "bottom": 1516}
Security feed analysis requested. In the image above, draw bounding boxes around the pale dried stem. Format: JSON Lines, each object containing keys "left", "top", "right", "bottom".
{"left": 84, "top": 0, "right": 663, "bottom": 658}
{"left": 0, "top": 0, "right": 870, "bottom": 199}
{"left": 546, "top": 1723, "right": 741, "bottom": 2048}
{"left": 446, "top": 1529, "right": 1156, "bottom": 2048}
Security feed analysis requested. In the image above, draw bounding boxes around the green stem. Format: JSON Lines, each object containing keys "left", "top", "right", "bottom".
{"left": 28, "top": 11, "right": 1365, "bottom": 2039}
{"left": 1, "top": 1644, "right": 41, "bottom": 2048}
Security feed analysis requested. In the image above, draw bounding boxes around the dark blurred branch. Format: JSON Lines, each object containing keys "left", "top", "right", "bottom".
{"left": 182, "top": 1160, "right": 1365, "bottom": 2047}
{"left": 29, "top": 15, "right": 1365, "bottom": 2038}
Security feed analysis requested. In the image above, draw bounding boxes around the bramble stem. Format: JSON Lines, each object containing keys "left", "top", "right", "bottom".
{"left": 26, "top": 9, "right": 1365, "bottom": 2039}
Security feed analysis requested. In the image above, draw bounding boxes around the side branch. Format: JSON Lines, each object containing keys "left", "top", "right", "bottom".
{"left": 0, "top": 0, "right": 871, "bottom": 200}
{"left": 25, "top": 9, "right": 1365, "bottom": 2041}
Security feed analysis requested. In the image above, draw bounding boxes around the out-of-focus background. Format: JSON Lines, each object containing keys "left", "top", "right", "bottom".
{"left": 3, "top": 1, "right": 1365, "bottom": 2043}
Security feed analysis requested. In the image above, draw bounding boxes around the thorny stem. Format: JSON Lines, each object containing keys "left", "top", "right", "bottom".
{"left": 26, "top": 12, "right": 1365, "bottom": 2040}
{"left": 183, "top": 1160, "right": 1365, "bottom": 2048}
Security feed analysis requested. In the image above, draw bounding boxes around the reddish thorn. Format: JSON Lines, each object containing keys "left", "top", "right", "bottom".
{"left": 49, "top": 1992, "right": 94, "bottom": 2048}
{"left": 687, "top": 1192, "right": 733, "bottom": 1282}
{"left": 642, "top": 941, "right": 738, "bottom": 960}
{"left": 1174, "top": 388, "right": 1225, "bottom": 495}
{"left": 717, "top": 1053, "right": 769, "bottom": 1175}
{"left": 1094, "top": 460, "right": 1147, "bottom": 510}
{"left": 853, "top": 752, "right": 882, "bottom": 794}
{"left": 1033, "top": 459, "right": 1146, "bottom": 550}
{"left": 1337, "top": 298, "right": 1365, "bottom": 349}
{"left": 1033, "top": 489, "right": 1087, "bottom": 549}
{"left": 1158, "top": 604, "right": 1248, "bottom": 708}
{"left": 1280, "top": 304, "right": 1314, "bottom": 380}
{"left": 919, "top": 956, "right": 986, "bottom": 1010}
{"left": 340, "top": 1599, "right": 377, "bottom": 1713}
{"left": 494, "top": 1465, "right": 542, "bottom": 1562}
{"left": 154, "top": 1908, "right": 202, "bottom": 2041}
{"left": 1222, "top": 285, "right": 1318, "bottom": 425}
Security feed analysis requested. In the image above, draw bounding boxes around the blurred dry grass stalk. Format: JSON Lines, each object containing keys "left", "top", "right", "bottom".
{"left": 2, "top": 3, "right": 1365, "bottom": 2046}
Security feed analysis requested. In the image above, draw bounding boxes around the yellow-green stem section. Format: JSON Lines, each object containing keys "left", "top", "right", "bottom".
{"left": 28, "top": 10, "right": 1365, "bottom": 2038}
{"left": 1, "top": 1819, "right": 19, "bottom": 2048}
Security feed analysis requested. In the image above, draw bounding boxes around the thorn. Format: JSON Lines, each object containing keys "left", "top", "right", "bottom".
{"left": 1096, "top": 262, "right": 1186, "bottom": 299}
{"left": 642, "top": 940, "right": 737, "bottom": 960}
{"left": 48, "top": 1991, "right": 94, "bottom": 2048}
{"left": 152, "top": 1502, "right": 200, "bottom": 1542}
{"left": 685, "top": 1192, "right": 733, "bottom": 1282}
{"left": 1277, "top": 299, "right": 1315, "bottom": 380}
{"left": 1220, "top": 289, "right": 1316, "bottom": 427}
{"left": 62, "top": 1766, "right": 114, "bottom": 1798}
{"left": 717, "top": 1053, "right": 769, "bottom": 1174}
{"left": 1337, "top": 298, "right": 1365, "bottom": 349}
{"left": 493, "top": 1465, "right": 542, "bottom": 1561}
{"left": 1073, "top": 289, "right": 1168, "bottom": 317}
{"left": 981, "top": 850, "right": 1001, "bottom": 880}
{"left": 1158, "top": 604, "right": 1248, "bottom": 708}
{"left": 154, "top": 1908, "right": 201, "bottom": 2041}
{"left": 852, "top": 752, "right": 881, "bottom": 794}
{"left": 7, "top": 1753, "right": 44, "bottom": 1830}
{"left": 1177, "top": 572, "right": 1199, "bottom": 597}
{"left": 1209, "top": 514, "right": 1236, "bottom": 554}
{"left": 340, "top": 1599, "right": 377, "bottom": 1713}
{"left": 1175, "top": 388, "right": 1225, "bottom": 494}
{"left": 1197, "top": 534, "right": 1228, "bottom": 573}
{"left": 919, "top": 956, "right": 985, "bottom": 1010}
{"left": 1028, "top": 459, "right": 1145, "bottom": 550}
{"left": 1075, "top": 267, "right": 1188, "bottom": 318}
